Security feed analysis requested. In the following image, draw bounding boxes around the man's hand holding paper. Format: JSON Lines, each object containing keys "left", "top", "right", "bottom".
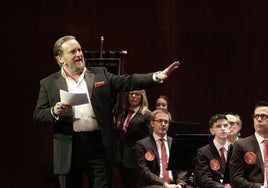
{"left": 60, "top": 89, "right": 89, "bottom": 106}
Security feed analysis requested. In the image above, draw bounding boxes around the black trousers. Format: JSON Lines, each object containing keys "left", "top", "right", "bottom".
{"left": 63, "top": 130, "right": 112, "bottom": 188}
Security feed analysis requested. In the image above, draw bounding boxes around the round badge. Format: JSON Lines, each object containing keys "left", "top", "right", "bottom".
{"left": 244, "top": 151, "right": 257, "bottom": 164}
{"left": 210, "top": 159, "right": 220, "bottom": 171}
{"left": 145, "top": 151, "right": 155, "bottom": 161}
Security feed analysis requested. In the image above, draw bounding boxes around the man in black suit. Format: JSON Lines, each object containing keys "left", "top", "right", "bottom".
{"left": 135, "top": 109, "right": 189, "bottom": 188}
{"left": 195, "top": 114, "right": 231, "bottom": 188}
{"left": 229, "top": 100, "right": 268, "bottom": 188}
{"left": 222, "top": 112, "right": 243, "bottom": 184}
{"left": 33, "top": 35, "right": 180, "bottom": 188}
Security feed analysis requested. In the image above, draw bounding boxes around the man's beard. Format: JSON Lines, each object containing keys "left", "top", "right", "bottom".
{"left": 66, "top": 62, "right": 84, "bottom": 73}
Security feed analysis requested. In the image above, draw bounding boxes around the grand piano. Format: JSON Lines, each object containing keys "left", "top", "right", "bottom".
{"left": 167, "top": 121, "right": 214, "bottom": 187}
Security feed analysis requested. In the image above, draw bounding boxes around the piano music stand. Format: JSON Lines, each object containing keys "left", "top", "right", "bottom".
{"left": 168, "top": 134, "right": 213, "bottom": 187}
{"left": 168, "top": 134, "right": 213, "bottom": 170}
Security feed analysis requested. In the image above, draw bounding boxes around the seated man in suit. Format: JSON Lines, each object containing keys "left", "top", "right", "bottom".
{"left": 226, "top": 112, "right": 243, "bottom": 144}
{"left": 230, "top": 100, "right": 268, "bottom": 188}
{"left": 135, "top": 109, "right": 190, "bottom": 188}
{"left": 222, "top": 112, "right": 243, "bottom": 184}
{"left": 195, "top": 114, "right": 231, "bottom": 188}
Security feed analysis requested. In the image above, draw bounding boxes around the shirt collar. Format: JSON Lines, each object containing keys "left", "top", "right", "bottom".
{"left": 255, "top": 132, "right": 266, "bottom": 144}
{"left": 131, "top": 106, "right": 140, "bottom": 114}
{"left": 153, "top": 132, "right": 167, "bottom": 142}
{"left": 213, "top": 139, "right": 229, "bottom": 151}
{"left": 61, "top": 67, "right": 87, "bottom": 80}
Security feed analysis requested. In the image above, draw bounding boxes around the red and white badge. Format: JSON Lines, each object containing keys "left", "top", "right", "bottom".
{"left": 145, "top": 151, "right": 155, "bottom": 161}
{"left": 210, "top": 159, "right": 220, "bottom": 171}
{"left": 244, "top": 151, "right": 257, "bottom": 164}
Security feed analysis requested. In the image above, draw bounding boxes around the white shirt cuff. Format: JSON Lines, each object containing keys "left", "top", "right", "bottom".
{"left": 153, "top": 71, "right": 163, "bottom": 83}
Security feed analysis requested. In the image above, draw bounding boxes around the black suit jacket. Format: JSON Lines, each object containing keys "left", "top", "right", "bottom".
{"left": 135, "top": 135, "right": 187, "bottom": 188}
{"left": 195, "top": 142, "right": 226, "bottom": 188}
{"left": 229, "top": 134, "right": 264, "bottom": 188}
{"left": 33, "top": 67, "right": 159, "bottom": 174}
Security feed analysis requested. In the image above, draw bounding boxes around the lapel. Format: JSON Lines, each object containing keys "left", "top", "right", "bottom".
{"left": 167, "top": 136, "right": 172, "bottom": 149}
{"left": 251, "top": 135, "right": 264, "bottom": 175}
{"left": 210, "top": 142, "right": 225, "bottom": 169}
{"left": 150, "top": 136, "right": 160, "bottom": 165}
{"left": 226, "top": 144, "right": 233, "bottom": 162}
{"left": 53, "top": 71, "right": 72, "bottom": 116}
{"left": 84, "top": 70, "right": 94, "bottom": 98}
{"left": 127, "top": 111, "right": 138, "bottom": 128}
{"left": 54, "top": 71, "right": 68, "bottom": 91}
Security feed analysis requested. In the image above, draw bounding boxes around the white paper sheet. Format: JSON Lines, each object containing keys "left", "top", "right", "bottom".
{"left": 60, "top": 90, "right": 89, "bottom": 106}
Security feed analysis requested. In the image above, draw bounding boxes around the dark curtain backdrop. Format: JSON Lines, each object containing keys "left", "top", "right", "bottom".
{"left": 2, "top": 0, "right": 268, "bottom": 187}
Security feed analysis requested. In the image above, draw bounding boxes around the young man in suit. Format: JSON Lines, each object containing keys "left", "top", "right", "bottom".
{"left": 230, "top": 100, "right": 268, "bottom": 188}
{"left": 195, "top": 114, "right": 231, "bottom": 188}
{"left": 33, "top": 35, "right": 180, "bottom": 188}
{"left": 135, "top": 109, "right": 189, "bottom": 188}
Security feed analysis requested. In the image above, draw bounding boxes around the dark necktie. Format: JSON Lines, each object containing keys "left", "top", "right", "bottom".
{"left": 264, "top": 140, "right": 268, "bottom": 187}
{"left": 160, "top": 138, "right": 170, "bottom": 183}
{"left": 220, "top": 147, "right": 226, "bottom": 167}
{"left": 123, "top": 110, "right": 134, "bottom": 133}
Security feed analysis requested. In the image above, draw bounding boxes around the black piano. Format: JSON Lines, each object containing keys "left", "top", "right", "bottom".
{"left": 167, "top": 121, "right": 201, "bottom": 136}
{"left": 168, "top": 134, "right": 214, "bottom": 187}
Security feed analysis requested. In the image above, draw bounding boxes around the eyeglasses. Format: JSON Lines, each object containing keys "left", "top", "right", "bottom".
{"left": 153, "top": 119, "right": 170, "bottom": 125}
{"left": 252, "top": 114, "right": 268, "bottom": 120}
{"left": 214, "top": 124, "right": 229, "bottom": 129}
{"left": 228, "top": 121, "right": 238, "bottom": 126}
{"left": 128, "top": 92, "right": 141, "bottom": 97}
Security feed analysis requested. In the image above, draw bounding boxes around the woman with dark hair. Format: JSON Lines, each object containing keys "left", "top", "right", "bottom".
{"left": 155, "top": 95, "right": 169, "bottom": 111}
